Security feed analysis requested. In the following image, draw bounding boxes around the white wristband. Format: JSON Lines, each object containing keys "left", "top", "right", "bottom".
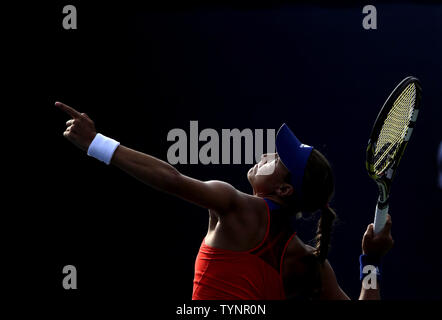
{"left": 87, "top": 133, "right": 120, "bottom": 165}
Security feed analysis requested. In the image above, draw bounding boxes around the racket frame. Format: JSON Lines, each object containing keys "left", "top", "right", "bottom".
{"left": 366, "top": 76, "right": 422, "bottom": 233}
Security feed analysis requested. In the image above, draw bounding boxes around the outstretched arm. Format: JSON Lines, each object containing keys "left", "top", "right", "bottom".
{"left": 55, "top": 101, "right": 242, "bottom": 213}
{"left": 111, "top": 145, "right": 241, "bottom": 212}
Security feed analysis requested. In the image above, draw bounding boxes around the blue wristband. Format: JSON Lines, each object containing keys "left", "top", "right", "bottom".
{"left": 359, "top": 254, "right": 381, "bottom": 282}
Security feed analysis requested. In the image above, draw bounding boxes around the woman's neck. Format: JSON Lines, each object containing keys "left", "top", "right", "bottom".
{"left": 255, "top": 193, "right": 285, "bottom": 206}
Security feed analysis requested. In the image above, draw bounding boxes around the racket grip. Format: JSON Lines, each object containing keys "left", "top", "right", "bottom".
{"left": 373, "top": 203, "right": 389, "bottom": 234}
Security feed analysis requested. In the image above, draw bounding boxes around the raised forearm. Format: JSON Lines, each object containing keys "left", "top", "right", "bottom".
{"left": 357, "top": 215, "right": 393, "bottom": 300}
{"left": 111, "top": 144, "right": 181, "bottom": 194}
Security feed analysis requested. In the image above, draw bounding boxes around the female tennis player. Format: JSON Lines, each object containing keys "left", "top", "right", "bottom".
{"left": 55, "top": 101, "right": 394, "bottom": 300}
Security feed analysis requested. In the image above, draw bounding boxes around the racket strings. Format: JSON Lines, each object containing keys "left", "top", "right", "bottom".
{"left": 374, "top": 83, "right": 416, "bottom": 174}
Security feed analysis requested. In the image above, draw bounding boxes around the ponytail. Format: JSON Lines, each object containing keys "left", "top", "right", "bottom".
{"left": 283, "top": 149, "right": 337, "bottom": 299}
{"left": 314, "top": 205, "right": 336, "bottom": 263}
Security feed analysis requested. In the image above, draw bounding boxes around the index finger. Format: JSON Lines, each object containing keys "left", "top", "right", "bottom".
{"left": 55, "top": 101, "right": 81, "bottom": 119}
{"left": 365, "top": 223, "right": 374, "bottom": 238}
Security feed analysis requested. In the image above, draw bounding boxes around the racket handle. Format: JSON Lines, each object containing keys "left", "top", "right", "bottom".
{"left": 374, "top": 203, "right": 389, "bottom": 234}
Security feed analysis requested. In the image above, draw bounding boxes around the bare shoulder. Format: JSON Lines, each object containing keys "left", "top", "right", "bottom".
{"left": 203, "top": 180, "right": 251, "bottom": 212}
{"left": 206, "top": 191, "right": 268, "bottom": 251}
{"left": 207, "top": 182, "right": 265, "bottom": 213}
{"left": 239, "top": 193, "right": 268, "bottom": 211}
{"left": 204, "top": 181, "right": 266, "bottom": 214}
{"left": 205, "top": 182, "right": 267, "bottom": 231}
{"left": 204, "top": 180, "right": 239, "bottom": 196}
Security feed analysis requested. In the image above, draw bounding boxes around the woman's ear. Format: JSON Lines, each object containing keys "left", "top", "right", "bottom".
{"left": 276, "top": 183, "right": 294, "bottom": 198}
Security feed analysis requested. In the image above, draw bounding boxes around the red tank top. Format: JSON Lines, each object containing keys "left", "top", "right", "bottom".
{"left": 192, "top": 198, "right": 297, "bottom": 300}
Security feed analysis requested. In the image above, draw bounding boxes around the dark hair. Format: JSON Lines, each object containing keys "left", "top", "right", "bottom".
{"left": 301, "top": 149, "right": 336, "bottom": 264}
{"left": 284, "top": 149, "right": 336, "bottom": 299}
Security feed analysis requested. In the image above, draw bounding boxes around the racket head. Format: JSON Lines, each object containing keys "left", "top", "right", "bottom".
{"left": 366, "top": 76, "right": 422, "bottom": 184}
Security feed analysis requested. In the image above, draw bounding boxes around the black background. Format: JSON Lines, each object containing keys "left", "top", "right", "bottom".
{"left": 13, "top": 0, "right": 442, "bottom": 312}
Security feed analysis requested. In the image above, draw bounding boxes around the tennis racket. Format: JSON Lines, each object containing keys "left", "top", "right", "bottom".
{"left": 366, "top": 76, "right": 422, "bottom": 234}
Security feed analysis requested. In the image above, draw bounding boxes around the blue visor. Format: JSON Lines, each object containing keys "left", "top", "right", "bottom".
{"left": 276, "top": 123, "right": 313, "bottom": 195}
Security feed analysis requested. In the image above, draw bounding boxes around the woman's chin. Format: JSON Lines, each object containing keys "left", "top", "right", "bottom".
{"left": 247, "top": 170, "right": 252, "bottom": 182}
{"left": 247, "top": 168, "right": 254, "bottom": 184}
